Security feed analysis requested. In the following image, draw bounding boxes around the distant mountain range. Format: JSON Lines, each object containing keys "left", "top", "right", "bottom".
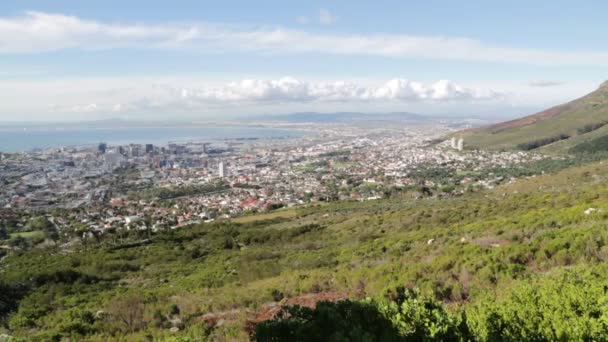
{"left": 1, "top": 112, "right": 496, "bottom": 128}
{"left": 458, "top": 81, "right": 608, "bottom": 152}
{"left": 256, "top": 111, "right": 429, "bottom": 123}
{"left": 256, "top": 112, "right": 496, "bottom": 127}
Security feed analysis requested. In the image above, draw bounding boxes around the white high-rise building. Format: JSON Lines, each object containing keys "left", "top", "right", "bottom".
{"left": 450, "top": 137, "right": 457, "bottom": 149}
{"left": 457, "top": 138, "right": 464, "bottom": 151}
{"left": 218, "top": 161, "right": 228, "bottom": 178}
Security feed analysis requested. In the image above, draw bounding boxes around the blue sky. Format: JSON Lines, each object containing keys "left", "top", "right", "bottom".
{"left": 1, "top": 0, "right": 607, "bottom": 121}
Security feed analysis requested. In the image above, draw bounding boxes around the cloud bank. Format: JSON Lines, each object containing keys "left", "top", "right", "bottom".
{"left": 179, "top": 77, "right": 500, "bottom": 104}
{"left": 47, "top": 77, "right": 501, "bottom": 114}
{"left": 1, "top": 11, "right": 608, "bottom": 66}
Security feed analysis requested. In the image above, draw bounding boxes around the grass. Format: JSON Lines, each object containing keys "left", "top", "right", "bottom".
{"left": 231, "top": 208, "right": 298, "bottom": 223}
{"left": 9, "top": 230, "right": 44, "bottom": 239}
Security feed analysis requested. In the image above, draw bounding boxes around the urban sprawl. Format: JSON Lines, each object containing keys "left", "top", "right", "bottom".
{"left": 0, "top": 123, "right": 546, "bottom": 236}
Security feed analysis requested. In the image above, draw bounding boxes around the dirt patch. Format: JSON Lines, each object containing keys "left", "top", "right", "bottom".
{"left": 199, "top": 291, "right": 350, "bottom": 335}
{"left": 253, "top": 292, "right": 349, "bottom": 323}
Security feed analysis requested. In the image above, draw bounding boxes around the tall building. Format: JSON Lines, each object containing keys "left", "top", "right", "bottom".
{"left": 218, "top": 161, "right": 228, "bottom": 178}
{"left": 129, "top": 144, "right": 143, "bottom": 157}
{"left": 450, "top": 137, "right": 457, "bottom": 149}
{"left": 457, "top": 138, "right": 464, "bottom": 151}
{"left": 98, "top": 142, "right": 107, "bottom": 154}
{"left": 145, "top": 144, "right": 154, "bottom": 154}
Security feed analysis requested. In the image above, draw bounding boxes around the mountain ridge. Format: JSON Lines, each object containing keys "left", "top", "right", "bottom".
{"left": 458, "top": 81, "right": 608, "bottom": 151}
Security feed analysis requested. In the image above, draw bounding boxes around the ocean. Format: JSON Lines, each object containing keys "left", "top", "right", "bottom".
{"left": 0, "top": 126, "right": 306, "bottom": 152}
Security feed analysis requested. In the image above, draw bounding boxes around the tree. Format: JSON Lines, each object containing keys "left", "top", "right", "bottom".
{"left": 8, "top": 236, "right": 29, "bottom": 249}
{"left": 26, "top": 216, "right": 59, "bottom": 242}
{"left": 0, "top": 227, "right": 8, "bottom": 240}
{"left": 379, "top": 287, "right": 469, "bottom": 340}
{"left": 57, "top": 308, "right": 96, "bottom": 337}
{"left": 0, "top": 281, "right": 28, "bottom": 328}
{"left": 26, "top": 216, "right": 52, "bottom": 231}
{"left": 106, "top": 295, "right": 147, "bottom": 334}
{"left": 43, "top": 225, "right": 60, "bottom": 242}
{"left": 70, "top": 223, "right": 90, "bottom": 244}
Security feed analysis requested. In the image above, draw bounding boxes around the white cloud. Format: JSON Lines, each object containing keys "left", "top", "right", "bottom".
{"left": 172, "top": 77, "right": 501, "bottom": 104}
{"left": 1, "top": 12, "right": 608, "bottom": 66}
{"left": 38, "top": 77, "right": 500, "bottom": 115}
{"left": 319, "top": 9, "right": 336, "bottom": 25}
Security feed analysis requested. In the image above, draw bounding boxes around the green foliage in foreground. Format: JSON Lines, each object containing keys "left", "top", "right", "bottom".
{"left": 256, "top": 270, "right": 608, "bottom": 341}
{"left": 256, "top": 287, "right": 469, "bottom": 342}
{"left": 6, "top": 161, "right": 608, "bottom": 339}
{"left": 255, "top": 300, "right": 403, "bottom": 341}
{"left": 468, "top": 270, "right": 608, "bottom": 341}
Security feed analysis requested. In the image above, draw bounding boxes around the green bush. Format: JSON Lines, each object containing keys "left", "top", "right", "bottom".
{"left": 468, "top": 269, "right": 608, "bottom": 341}
{"left": 254, "top": 300, "right": 401, "bottom": 341}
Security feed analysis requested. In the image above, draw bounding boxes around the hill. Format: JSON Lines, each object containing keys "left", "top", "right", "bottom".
{"left": 4, "top": 159, "right": 608, "bottom": 339}
{"left": 458, "top": 81, "right": 608, "bottom": 152}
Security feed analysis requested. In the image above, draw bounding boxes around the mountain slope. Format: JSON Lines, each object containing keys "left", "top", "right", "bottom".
{"left": 459, "top": 81, "right": 608, "bottom": 151}
{"left": 5, "top": 159, "right": 608, "bottom": 339}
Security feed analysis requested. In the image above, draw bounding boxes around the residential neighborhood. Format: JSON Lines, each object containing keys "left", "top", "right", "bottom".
{"left": 0, "top": 121, "right": 546, "bottom": 239}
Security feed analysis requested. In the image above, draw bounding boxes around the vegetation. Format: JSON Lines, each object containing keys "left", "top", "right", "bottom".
{"left": 577, "top": 121, "right": 608, "bottom": 134}
{"left": 128, "top": 183, "right": 229, "bottom": 201}
{"left": 6, "top": 160, "right": 608, "bottom": 339}
{"left": 460, "top": 81, "right": 608, "bottom": 151}
{"left": 256, "top": 271, "right": 608, "bottom": 341}
{"left": 516, "top": 133, "right": 570, "bottom": 151}
{"left": 569, "top": 134, "right": 608, "bottom": 154}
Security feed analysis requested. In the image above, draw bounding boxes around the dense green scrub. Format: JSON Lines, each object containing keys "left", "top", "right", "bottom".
{"left": 4, "top": 161, "right": 608, "bottom": 340}
{"left": 256, "top": 270, "right": 608, "bottom": 341}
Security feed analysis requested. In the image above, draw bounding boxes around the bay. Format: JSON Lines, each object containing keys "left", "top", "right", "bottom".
{"left": 0, "top": 126, "right": 306, "bottom": 152}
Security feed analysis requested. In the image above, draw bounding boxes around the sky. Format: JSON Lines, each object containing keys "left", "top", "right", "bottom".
{"left": 1, "top": 0, "right": 608, "bottom": 122}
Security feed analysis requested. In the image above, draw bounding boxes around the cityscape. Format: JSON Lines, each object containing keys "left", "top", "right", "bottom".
{"left": 2, "top": 1, "right": 608, "bottom": 340}
{"left": 0, "top": 121, "right": 545, "bottom": 237}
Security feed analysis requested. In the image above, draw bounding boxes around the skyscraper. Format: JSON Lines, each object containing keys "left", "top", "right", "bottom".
{"left": 457, "top": 138, "right": 464, "bottom": 151}
{"left": 98, "top": 142, "right": 107, "bottom": 154}
{"left": 218, "top": 161, "right": 228, "bottom": 178}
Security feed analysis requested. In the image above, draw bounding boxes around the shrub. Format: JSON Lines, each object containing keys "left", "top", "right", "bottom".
{"left": 517, "top": 133, "right": 570, "bottom": 151}
{"left": 468, "top": 270, "right": 608, "bottom": 341}
{"left": 254, "top": 300, "right": 401, "bottom": 341}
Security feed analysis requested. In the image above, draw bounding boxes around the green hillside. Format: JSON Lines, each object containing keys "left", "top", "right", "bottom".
{"left": 460, "top": 81, "right": 608, "bottom": 152}
{"left": 4, "top": 160, "right": 608, "bottom": 340}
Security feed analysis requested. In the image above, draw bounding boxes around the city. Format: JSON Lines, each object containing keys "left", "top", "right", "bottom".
{"left": 0, "top": 121, "right": 546, "bottom": 241}
{"left": 3, "top": 1, "right": 608, "bottom": 340}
